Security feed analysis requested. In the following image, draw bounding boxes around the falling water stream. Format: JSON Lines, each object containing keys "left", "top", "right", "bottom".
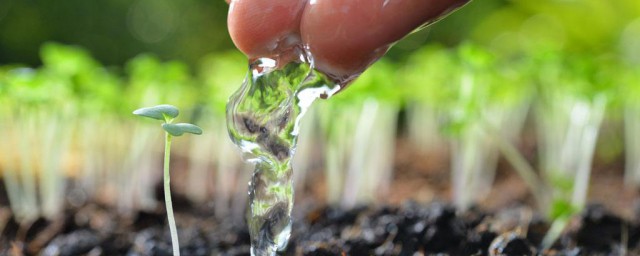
{"left": 226, "top": 49, "right": 344, "bottom": 255}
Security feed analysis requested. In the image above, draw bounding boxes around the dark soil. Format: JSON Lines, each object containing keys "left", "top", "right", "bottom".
{"left": 1, "top": 199, "right": 639, "bottom": 255}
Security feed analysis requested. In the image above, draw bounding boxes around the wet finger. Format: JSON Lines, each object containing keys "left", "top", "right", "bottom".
{"left": 227, "top": 0, "right": 305, "bottom": 59}
{"left": 301, "top": 0, "right": 468, "bottom": 80}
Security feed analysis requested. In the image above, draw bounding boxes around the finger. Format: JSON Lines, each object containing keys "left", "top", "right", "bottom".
{"left": 227, "top": 0, "right": 306, "bottom": 59}
{"left": 301, "top": 0, "right": 468, "bottom": 80}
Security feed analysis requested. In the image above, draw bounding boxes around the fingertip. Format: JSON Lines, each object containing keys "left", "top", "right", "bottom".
{"left": 227, "top": 0, "right": 305, "bottom": 58}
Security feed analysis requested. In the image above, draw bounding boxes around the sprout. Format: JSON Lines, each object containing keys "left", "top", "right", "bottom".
{"left": 133, "top": 104, "right": 180, "bottom": 122}
{"left": 162, "top": 123, "right": 203, "bottom": 136}
{"left": 133, "top": 104, "right": 202, "bottom": 256}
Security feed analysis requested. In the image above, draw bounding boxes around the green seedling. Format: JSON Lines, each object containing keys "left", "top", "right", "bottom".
{"left": 133, "top": 104, "right": 202, "bottom": 256}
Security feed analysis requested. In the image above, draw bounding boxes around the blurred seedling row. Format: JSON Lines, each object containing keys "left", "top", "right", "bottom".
{"left": 0, "top": 43, "right": 639, "bottom": 248}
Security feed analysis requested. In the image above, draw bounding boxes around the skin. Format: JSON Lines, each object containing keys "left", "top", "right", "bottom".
{"left": 227, "top": 0, "right": 468, "bottom": 82}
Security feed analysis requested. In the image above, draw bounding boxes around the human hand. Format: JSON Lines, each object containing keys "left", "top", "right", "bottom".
{"left": 227, "top": 0, "right": 468, "bottom": 82}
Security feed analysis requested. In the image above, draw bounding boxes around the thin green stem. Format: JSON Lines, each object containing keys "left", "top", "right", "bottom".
{"left": 164, "top": 132, "right": 180, "bottom": 256}
{"left": 541, "top": 217, "right": 568, "bottom": 251}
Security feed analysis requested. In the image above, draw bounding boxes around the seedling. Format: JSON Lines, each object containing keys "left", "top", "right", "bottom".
{"left": 133, "top": 104, "right": 202, "bottom": 256}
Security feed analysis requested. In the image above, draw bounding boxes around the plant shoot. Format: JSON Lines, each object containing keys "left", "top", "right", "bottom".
{"left": 133, "top": 104, "right": 202, "bottom": 256}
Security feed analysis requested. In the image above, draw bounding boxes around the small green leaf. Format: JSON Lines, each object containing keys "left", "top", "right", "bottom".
{"left": 549, "top": 199, "right": 577, "bottom": 220}
{"left": 133, "top": 104, "right": 179, "bottom": 121}
{"left": 162, "top": 123, "right": 203, "bottom": 136}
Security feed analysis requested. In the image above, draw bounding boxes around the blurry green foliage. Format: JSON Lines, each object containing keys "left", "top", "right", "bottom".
{"left": 0, "top": 0, "right": 231, "bottom": 66}
{"left": 619, "top": 65, "right": 640, "bottom": 107}
{"left": 472, "top": 0, "right": 640, "bottom": 58}
{"left": 124, "top": 54, "right": 198, "bottom": 113}
{"left": 0, "top": 38, "right": 633, "bottom": 128}
{"left": 332, "top": 59, "right": 402, "bottom": 106}
{"left": 0, "top": 43, "right": 247, "bottom": 123}
{"left": 0, "top": 0, "right": 546, "bottom": 67}
{"left": 40, "top": 43, "right": 123, "bottom": 114}
{"left": 401, "top": 44, "right": 459, "bottom": 107}
{"left": 198, "top": 51, "right": 247, "bottom": 114}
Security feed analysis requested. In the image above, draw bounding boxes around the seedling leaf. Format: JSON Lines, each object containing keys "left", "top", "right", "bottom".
{"left": 549, "top": 199, "right": 577, "bottom": 220}
{"left": 133, "top": 104, "right": 179, "bottom": 121}
{"left": 162, "top": 123, "right": 203, "bottom": 136}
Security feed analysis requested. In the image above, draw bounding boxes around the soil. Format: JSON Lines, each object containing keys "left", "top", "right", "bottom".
{"left": 1, "top": 139, "right": 640, "bottom": 255}
{"left": 1, "top": 200, "right": 639, "bottom": 255}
